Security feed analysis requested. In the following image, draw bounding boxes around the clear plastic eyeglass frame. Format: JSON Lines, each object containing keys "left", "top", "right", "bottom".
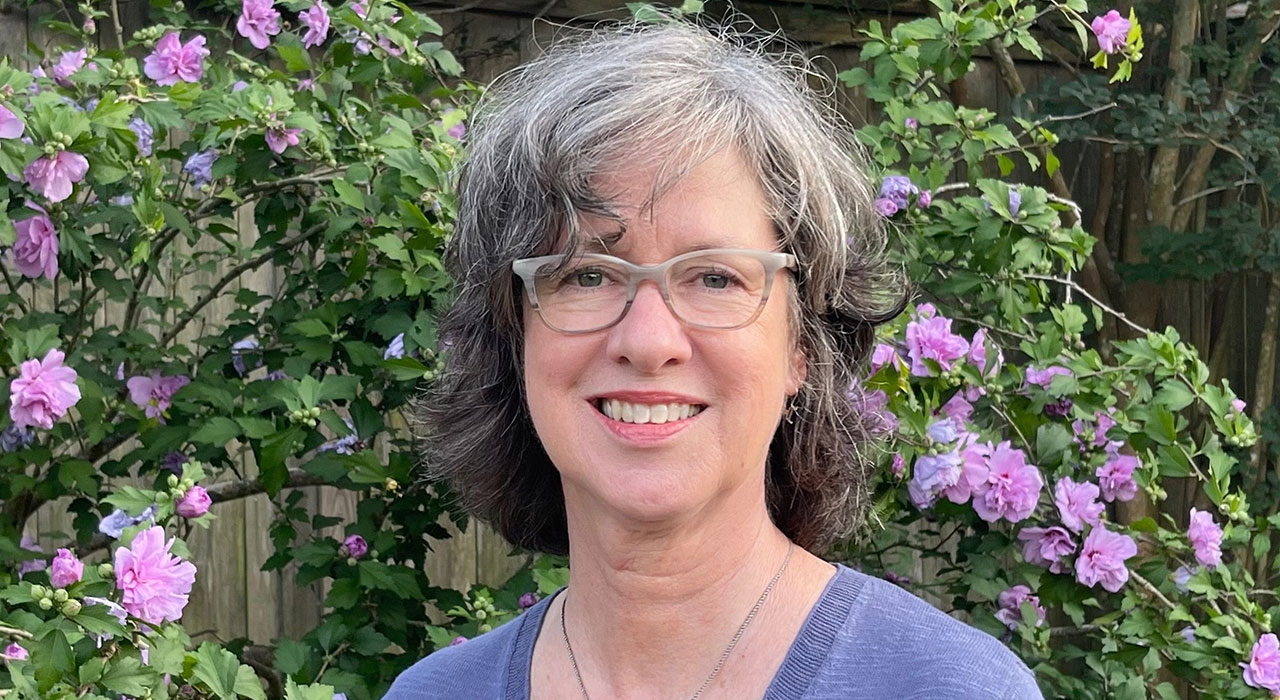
{"left": 511, "top": 248, "right": 798, "bottom": 334}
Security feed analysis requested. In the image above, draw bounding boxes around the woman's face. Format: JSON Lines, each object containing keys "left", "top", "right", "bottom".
{"left": 522, "top": 148, "right": 807, "bottom": 527}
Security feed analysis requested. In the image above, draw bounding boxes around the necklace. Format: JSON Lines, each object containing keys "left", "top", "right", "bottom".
{"left": 559, "top": 540, "right": 795, "bottom": 700}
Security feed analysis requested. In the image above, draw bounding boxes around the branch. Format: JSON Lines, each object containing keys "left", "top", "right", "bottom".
{"left": 0, "top": 265, "right": 28, "bottom": 315}
{"left": 0, "top": 624, "right": 34, "bottom": 640}
{"left": 1025, "top": 273, "right": 1150, "bottom": 336}
{"left": 160, "top": 224, "right": 325, "bottom": 346}
{"left": 74, "top": 467, "right": 330, "bottom": 558}
{"left": 1130, "top": 570, "right": 1178, "bottom": 612}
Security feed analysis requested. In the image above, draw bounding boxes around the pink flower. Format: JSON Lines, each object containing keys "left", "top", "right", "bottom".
{"left": 904, "top": 314, "right": 970, "bottom": 377}
{"left": 12, "top": 206, "right": 58, "bottom": 279}
{"left": 237, "top": 0, "right": 281, "bottom": 50}
{"left": 1024, "top": 364, "right": 1071, "bottom": 389}
{"left": 1232, "top": 398, "right": 1247, "bottom": 414}
{"left": 1174, "top": 564, "right": 1195, "bottom": 593}
{"left": 917, "top": 190, "right": 932, "bottom": 208}
{"left": 8, "top": 349, "right": 80, "bottom": 430}
{"left": 940, "top": 393, "right": 974, "bottom": 424}
{"left": 143, "top": 33, "right": 209, "bottom": 86}
{"left": 127, "top": 372, "right": 190, "bottom": 421}
{"left": 1096, "top": 453, "right": 1139, "bottom": 502}
{"left": 1091, "top": 9, "right": 1131, "bottom": 55}
{"left": 52, "top": 49, "right": 88, "bottom": 85}
{"left": 890, "top": 453, "right": 906, "bottom": 478}
{"left": 1072, "top": 409, "right": 1118, "bottom": 451}
{"left": 967, "top": 328, "right": 1002, "bottom": 377}
{"left": 870, "top": 343, "right": 898, "bottom": 372}
{"left": 1187, "top": 508, "right": 1223, "bottom": 568}
{"left": 970, "top": 441, "right": 1042, "bottom": 523}
{"left": 24, "top": 150, "right": 89, "bottom": 203}
{"left": 0, "top": 105, "right": 24, "bottom": 140}
{"left": 114, "top": 526, "right": 197, "bottom": 624}
{"left": 873, "top": 197, "right": 898, "bottom": 217}
{"left": 265, "top": 126, "right": 302, "bottom": 154}
{"left": 342, "top": 534, "right": 368, "bottom": 558}
{"left": 175, "top": 486, "right": 211, "bottom": 518}
{"left": 942, "top": 437, "right": 988, "bottom": 504}
{"left": 299, "top": 3, "right": 330, "bottom": 48}
{"left": 2, "top": 643, "right": 27, "bottom": 661}
{"left": 1054, "top": 477, "right": 1104, "bottom": 533}
{"left": 49, "top": 548, "right": 83, "bottom": 588}
{"left": 1074, "top": 525, "right": 1137, "bottom": 593}
{"left": 994, "top": 585, "right": 1045, "bottom": 630}
{"left": 1018, "top": 526, "right": 1076, "bottom": 574}
{"left": 907, "top": 451, "right": 963, "bottom": 509}
{"left": 1244, "top": 634, "right": 1280, "bottom": 694}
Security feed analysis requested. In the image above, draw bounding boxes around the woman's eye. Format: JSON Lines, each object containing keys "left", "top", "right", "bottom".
{"left": 701, "top": 273, "right": 731, "bottom": 289}
{"left": 573, "top": 270, "right": 604, "bottom": 287}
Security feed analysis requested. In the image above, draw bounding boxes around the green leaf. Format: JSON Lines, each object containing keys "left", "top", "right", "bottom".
{"left": 332, "top": 179, "right": 366, "bottom": 212}
{"left": 285, "top": 677, "right": 338, "bottom": 700}
{"left": 274, "top": 638, "right": 312, "bottom": 676}
{"left": 101, "top": 655, "right": 154, "bottom": 696}
{"left": 191, "top": 417, "right": 243, "bottom": 445}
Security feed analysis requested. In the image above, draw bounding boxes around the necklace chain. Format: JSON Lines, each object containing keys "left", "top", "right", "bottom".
{"left": 559, "top": 541, "right": 795, "bottom": 700}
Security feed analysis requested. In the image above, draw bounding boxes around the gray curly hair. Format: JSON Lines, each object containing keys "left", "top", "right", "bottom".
{"left": 412, "top": 11, "right": 908, "bottom": 555}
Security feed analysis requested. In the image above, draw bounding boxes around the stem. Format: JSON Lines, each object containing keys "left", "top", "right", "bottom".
{"left": 0, "top": 265, "right": 28, "bottom": 315}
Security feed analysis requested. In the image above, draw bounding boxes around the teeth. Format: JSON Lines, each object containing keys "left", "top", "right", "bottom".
{"left": 599, "top": 399, "right": 703, "bottom": 423}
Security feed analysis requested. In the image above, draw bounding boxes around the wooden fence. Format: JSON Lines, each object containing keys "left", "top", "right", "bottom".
{"left": 7, "top": 0, "right": 1274, "bottom": 657}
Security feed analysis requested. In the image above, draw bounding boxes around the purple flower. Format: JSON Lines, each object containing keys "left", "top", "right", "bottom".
{"left": 99, "top": 507, "right": 157, "bottom": 538}
{"left": 343, "top": 534, "right": 368, "bottom": 558}
{"left": 994, "top": 585, "right": 1045, "bottom": 630}
{"left": 890, "top": 453, "right": 905, "bottom": 478}
{"left": 967, "top": 328, "right": 1002, "bottom": 377}
{"left": 84, "top": 596, "right": 128, "bottom": 646}
{"left": 908, "top": 451, "right": 964, "bottom": 509}
{"left": 24, "top": 150, "right": 89, "bottom": 203}
{"left": 1008, "top": 188, "right": 1022, "bottom": 218}
{"left": 942, "top": 438, "right": 990, "bottom": 505}
{"left": 384, "top": 333, "right": 405, "bottom": 360}
{"left": 143, "top": 33, "right": 209, "bottom": 85}
{"left": 2, "top": 643, "right": 27, "bottom": 661}
{"left": 1072, "top": 409, "right": 1118, "bottom": 451}
{"left": 1179, "top": 626, "right": 1196, "bottom": 644}
{"left": 1074, "top": 525, "right": 1137, "bottom": 593}
{"left": 9, "top": 349, "right": 81, "bottom": 430}
{"left": 127, "top": 372, "right": 190, "bottom": 421}
{"left": 0, "top": 105, "right": 25, "bottom": 140}
{"left": 904, "top": 117, "right": 918, "bottom": 130}
{"left": 17, "top": 536, "right": 44, "bottom": 577}
{"left": 870, "top": 343, "right": 899, "bottom": 372}
{"left": 518, "top": 592, "right": 538, "bottom": 609}
{"left": 873, "top": 197, "right": 899, "bottom": 217}
{"left": 129, "top": 118, "right": 154, "bottom": 157}
{"left": 176, "top": 486, "right": 212, "bottom": 518}
{"left": 450, "top": 636, "right": 467, "bottom": 646}
{"left": 1024, "top": 364, "right": 1072, "bottom": 390}
{"left": 300, "top": 3, "right": 331, "bottom": 48}
{"left": 848, "top": 382, "right": 896, "bottom": 436}
{"left": 939, "top": 393, "right": 973, "bottom": 424}
{"left": 1043, "top": 397, "right": 1073, "bottom": 418}
{"left": 1243, "top": 633, "right": 1280, "bottom": 695}
{"left": 1096, "top": 453, "right": 1139, "bottom": 502}
{"left": 1187, "top": 508, "right": 1223, "bottom": 568}
{"left": 231, "top": 337, "right": 260, "bottom": 376}
{"left": 184, "top": 150, "right": 217, "bottom": 188}
{"left": 1054, "top": 477, "right": 1104, "bottom": 533}
{"left": 232, "top": 80, "right": 249, "bottom": 92}
{"left": 1018, "top": 526, "right": 1076, "bottom": 574}
{"left": 265, "top": 126, "right": 302, "bottom": 154}
{"left": 0, "top": 424, "right": 35, "bottom": 452}
{"left": 49, "top": 548, "right": 84, "bottom": 588}
{"left": 52, "top": 48, "right": 88, "bottom": 85}
{"left": 926, "top": 418, "right": 959, "bottom": 444}
{"left": 970, "top": 441, "right": 1042, "bottom": 523}
{"left": 904, "top": 314, "right": 969, "bottom": 377}
{"left": 447, "top": 121, "right": 466, "bottom": 141}
{"left": 1173, "top": 564, "right": 1194, "bottom": 593}
{"left": 12, "top": 206, "right": 58, "bottom": 279}
{"left": 115, "top": 526, "right": 197, "bottom": 624}
{"left": 917, "top": 190, "right": 931, "bottom": 208}
{"left": 237, "top": 0, "right": 281, "bottom": 49}
{"left": 1091, "top": 9, "right": 1131, "bottom": 55}
{"left": 1231, "top": 398, "right": 1247, "bottom": 414}
{"left": 162, "top": 452, "right": 188, "bottom": 474}
{"left": 878, "top": 175, "right": 919, "bottom": 210}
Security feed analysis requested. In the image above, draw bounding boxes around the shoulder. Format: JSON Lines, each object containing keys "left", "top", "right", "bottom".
{"left": 384, "top": 603, "right": 537, "bottom": 700}
{"left": 814, "top": 567, "right": 1042, "bottom": 699}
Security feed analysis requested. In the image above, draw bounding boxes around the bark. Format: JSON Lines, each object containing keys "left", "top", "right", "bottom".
{"left": 1258, "top": 271, "right": 1280, "bottom": 482}
{"left": 1146, "top": 0, "right": 1201, "bottom": 231}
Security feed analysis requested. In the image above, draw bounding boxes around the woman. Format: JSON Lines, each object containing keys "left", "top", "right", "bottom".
{"left": 388, "top": 13, "right": 1043, "bottom": 700}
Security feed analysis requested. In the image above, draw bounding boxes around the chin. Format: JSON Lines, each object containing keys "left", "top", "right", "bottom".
{"left": 588, "top": 464, "right": 713, "bottom": 525}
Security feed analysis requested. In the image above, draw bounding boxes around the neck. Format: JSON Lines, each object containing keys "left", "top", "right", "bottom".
{"left": 558, "top": 481, "right": 795, "bottom": 698}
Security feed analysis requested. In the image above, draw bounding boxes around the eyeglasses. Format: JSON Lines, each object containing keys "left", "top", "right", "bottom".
{"left": 512, "top": 248, "right": 797, "bottom": 334}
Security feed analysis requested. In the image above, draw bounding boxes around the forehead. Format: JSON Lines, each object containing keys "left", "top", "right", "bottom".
{"left": 560, "top": 147, "right": 779, "bottom": 258}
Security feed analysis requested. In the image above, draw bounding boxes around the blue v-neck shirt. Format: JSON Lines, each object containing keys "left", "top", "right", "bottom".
{"left": 384, "top": 565, "right": 1044, "bottom": 699}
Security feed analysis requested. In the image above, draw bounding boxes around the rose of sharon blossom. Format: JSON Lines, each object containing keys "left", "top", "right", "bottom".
{"left": 518, "top": 592, "right": 538, "bottom": 609}
{"left": 849, "top": 383, "right": 897, "bottom": 437}
{"left": 908, "top": 451, "right": 963, "bottom": 509}
{"left": 114, "top": 526, "right": 197, "bottom": 624}
{"left": 1, "top": 424, "right": 35, "bottom": 453}
{"left": 12, "top": 206, "right": 58, "bottom": 279}
{"left": 971, "top": 441, "right": 1042, "bottom": 523}
{"left": 384, "top": 332, "right": 405, "bottom": 360}
{"left": 1018, "top": 526, "right": 1076, "bottom": 574}
{"left": 1054, "top": 477, "right": 1104, "bottom": 533}
{"left": 343, "top": 534, "right": 368, "bottom": 559}
{"left": 9, "top": 349, "right": 81, "bottom": 430}
{"left": 265, "top": 126, "right": 302, "bottom": 154}
{"left": 878, "top": 175, "right": 918, "bottom": 210}
{"left": 49, "top": 548, "right": 84, "bottom": 588}
{"left": 873, "top": 197, "right": 898, "bottom": 217}
{"left": 2, "top": 643, "right": 27, "bottom": 661}
{"left": 1243, "top": 633, "right": 1280, "bottom": 695}
{"left": 1232, "top": 398, "right": 1247, "bottom": 414}
{"left": 1075, "top": 526, "right": 1137, "bottom": 593}
{"left": 1091, "top": 9, "right": 1132, "bottom": 54}
{"left": 52, "top": 49, "right": 88, "bottom": 86}
{"left": 905, "top": 314, "right": 970, "bottom": 377}
{"left": 127, "top": 372, "right": 190, "bottom": 420}
{"left": 870, "top": 343, "right": 898, "bottom": 372}
{"left": 1096, "top": 453, "right": 1139, "bottom": 502}
{"left": 0, "top": 105, "right": 24, "bottom": 139}
{"left": 994, "top": 585, "right": 1045, "bottom": 630}
{"left": 184, "top": 150, "right": 217, "bottom": 188}
{"left": 917, "top": 190, "right": 932, "bottom": 208}
{"left": 1187, "top": 508, "right": 1223, "bottom": 568}
{"left": 24, "top": 150, "right": 89, "bottom": 202}
{"left": 1024, "top": 364, "right": 1071, "bottom": 389}
{"left": 17, "top": 536, "right": 43, "bottom": 577}
{"left": 890, "top": 453, "right": 906, "bottom": 478}
{"left": 1174, "top": 564, "right": 1195, "bottom": 593}
{"left": 237, "top": 0, "right": 282, "bottom": 49}
{"left": 176, "top": 486, "right": 212, "bottom": 518}
{"left": 940, "top": 393, "right": 973, "bottom": 424}
{"left": 143, "top": 33, "right": 209, "bottom": 86}
{"left": 942, "top": 438, "right": 990, "bottom": 505}
{"left": 129, "top": 118, "right": 154, "bottom": 157}
{"left": 300, "top": 3, "right": 330, "bottom": 48}
{"left": 967, "top": 328, "right": 1003, "bottom": 377}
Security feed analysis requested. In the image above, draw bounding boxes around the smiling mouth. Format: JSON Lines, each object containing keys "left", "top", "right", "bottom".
{"left": 594, "top": 398, "right": 706, "bottom": 424}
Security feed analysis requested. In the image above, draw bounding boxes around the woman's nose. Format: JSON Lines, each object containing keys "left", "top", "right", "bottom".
{"left": 605, "top": 280, "right": 692, "bottom": 373}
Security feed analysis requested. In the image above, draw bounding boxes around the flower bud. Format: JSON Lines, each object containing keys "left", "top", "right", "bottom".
{"left": 98, "top": 563, "right": 114, "bottom": 578}
{"left": 475, "top": 609, "right": 487, "bottom": 620}
{"left": 52, "top": 589, "right": 69, "bottom": 603}
{"left": 61, "top": 599, "right": 82, "bottom": 617}
{"left": 83, "top": 18, "right": 96, "bottom": 34}
{"left": 168, "top": 474, "right": 179, "bottom": 488}
{"left": 30, "top": 585, "right": 48, "bottom": 600}
{"left": 38, "top": 597, "right": 53, "bottom": 610}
